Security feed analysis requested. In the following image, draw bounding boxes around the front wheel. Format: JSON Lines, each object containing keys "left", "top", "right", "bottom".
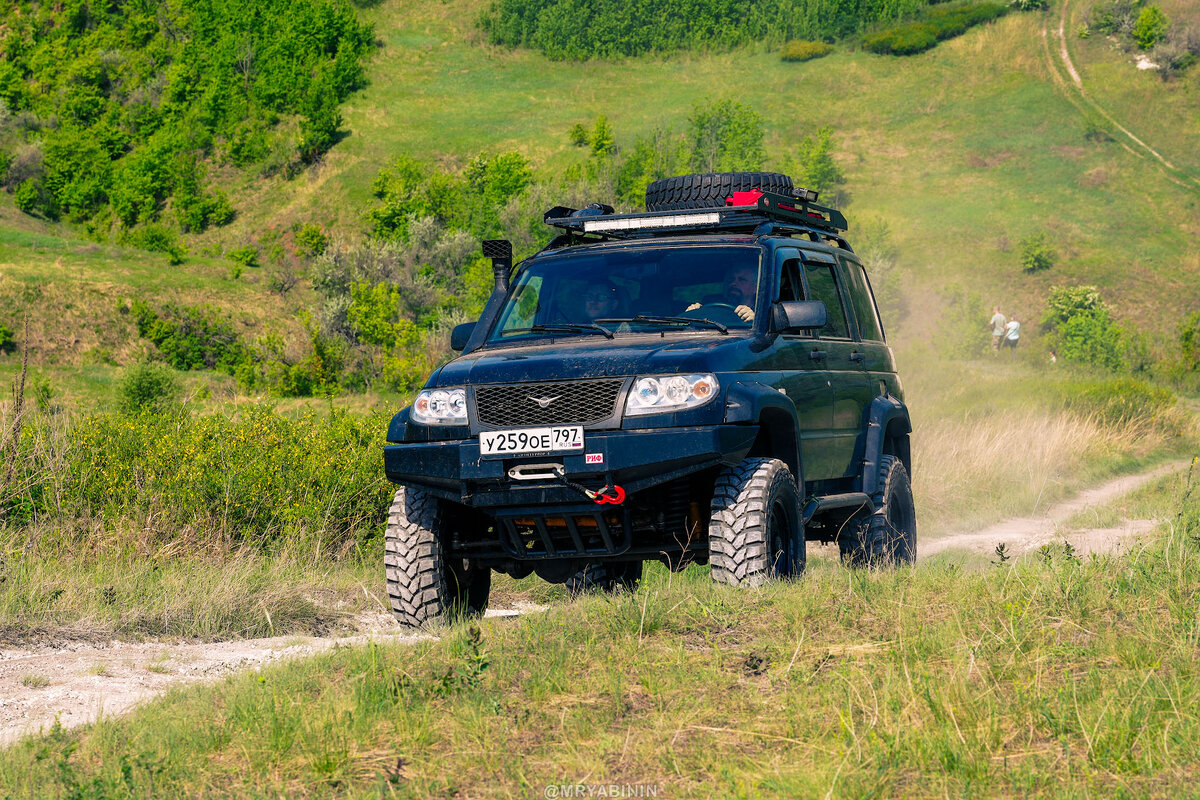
{"left": 384, "top": 486, "right": 491, "bottom": 627}
{"left": 839, "top": 455, "right": 917, "bottom": 567}
{"left": 708, "top": 458, "right": 805, "bottom": 587}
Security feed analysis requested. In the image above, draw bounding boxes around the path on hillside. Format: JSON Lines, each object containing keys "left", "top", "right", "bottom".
{"left": 924, "top": 460, "right": 1190, "bottom": 558}
{"left": 1043, "top": 0, "right": 1200, "bottom": 191}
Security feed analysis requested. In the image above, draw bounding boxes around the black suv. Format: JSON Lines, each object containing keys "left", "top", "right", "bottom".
{"left": 383, "top": 172, "right": 915, "bottom": 626}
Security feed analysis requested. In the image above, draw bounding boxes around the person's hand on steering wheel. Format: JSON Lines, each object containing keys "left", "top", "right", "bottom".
{"left": 686, "top": 301, "right": 754, "bottom": 322}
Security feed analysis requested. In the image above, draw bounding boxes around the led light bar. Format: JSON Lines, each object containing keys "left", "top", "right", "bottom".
{"left": 583, "top": 212, "right": 721, "bottom": 233}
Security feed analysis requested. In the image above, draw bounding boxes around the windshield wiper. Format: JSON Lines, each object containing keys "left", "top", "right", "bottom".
{"left": 595, "top": 315, "right": 728, "bottom": 334}
{"left": 503, "top": 323, "right": 614, "bottom": 339}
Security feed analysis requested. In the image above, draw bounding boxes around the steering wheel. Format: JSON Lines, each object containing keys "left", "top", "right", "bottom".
{"left": 681, "top": 302, "right": 747, "bottom": 326}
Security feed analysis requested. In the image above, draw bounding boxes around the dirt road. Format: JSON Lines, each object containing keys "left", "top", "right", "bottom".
{"left": 924, "top": 460, "right": 1188, "bottom": 559}
{"left": 1, "top": 462, "right": 1187, "bottom": 747}
{"left": 0, "top": 606, "right": 532, "bottom": 747}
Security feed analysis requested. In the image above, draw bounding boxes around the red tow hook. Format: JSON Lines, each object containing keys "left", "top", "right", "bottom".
{"left": 589, "top": 485, "right": 626, "bottom": 505}
{"left": 551, "top": 466, "right": 626, "bottom": 506}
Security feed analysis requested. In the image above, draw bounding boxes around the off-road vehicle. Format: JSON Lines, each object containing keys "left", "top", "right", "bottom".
{"left": 383, "top": 171, "right": 915, "bottom": 626}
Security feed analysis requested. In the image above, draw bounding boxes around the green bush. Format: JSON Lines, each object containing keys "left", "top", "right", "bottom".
{"left": 591, "top": 115, "right": 615, "bottom": 157}
{"left": 226, "top": 245, "right": 260, "bottom": 269}
{"left": 132, "top": 300, "right": 251, "bottom": 373}
{"left": 862, "top": 2, "right": 1007, "bottom": 55}
{"left": 688, "top": 99, "right": 765, "bottom": 173}
{"left": 369, "top": 151, "right": 532, "bottom": 241}
{"left": 789, "top": 126, "right": 845, "bottom": 197}
{"left": 1177, "top": 311, "right": 1200, "bottom": 372}
{"left": 1019, "top": 232, "right": 1056, "bottom": 272}
{"left": 12, "top": 179, "right": 42, "bottom": 215}
{"left": 116, "top": 362, "right": 183, "bottom": 414}
{"left": 125, "top": 224, "right": 187, "bottom": 264}
{"left": 0, "top": 323, "right": 15, "bottom": 354}
{"left": 6, "top": 406, "right": 391, "bottom": 547}
{"left": 479, "top": 0, "right": 933, "bottom": 59}
{"left": 1042, "top": 285, "right": 1123, "bottom": 371}
{"left": 863, "top": 24, "right": 938, "bottom": 54}
{"left": 0, "top": 0, "right": 373, "bottom": 231}
{"left": 1132, "top": 6, "right": 1169, "bottom": 50}
{"left": 780, "top": 40, "right": 835, "bottom": 61}
{"left": 296, "top": 223, "right": 329, "bottom": 257}
{"left": 568, "top": 123, "right": 590, "bottom": 147}
{"left": 1088, "top": 0, "right": 1139, "bottom": 35}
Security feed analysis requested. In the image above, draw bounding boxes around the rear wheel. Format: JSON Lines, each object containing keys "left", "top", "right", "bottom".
{"left": 645, "top": 172, "right": 794, "bottom": 211}
{"left": 566, "top": 561, "right": 644, "bottom": 596}
{"left": 839, "top": 455, "right": 916, "bottom": 567}
{"left": 708, "top": 457, "right": 805, "bottom": 586}
{"left": 384, "top": 486, "right": 491, "bottom": 627}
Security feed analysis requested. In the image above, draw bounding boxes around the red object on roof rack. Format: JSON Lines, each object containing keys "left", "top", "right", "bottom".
{"left": 726, "top": 190, "right": 765, "bottom": 206}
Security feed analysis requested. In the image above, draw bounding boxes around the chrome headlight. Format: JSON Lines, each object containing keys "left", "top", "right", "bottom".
{"left": 624, "top": 374, "right": 720, "bottom": 416}
{"left": 412, "top": 387, "right": 468, "bottom": 425}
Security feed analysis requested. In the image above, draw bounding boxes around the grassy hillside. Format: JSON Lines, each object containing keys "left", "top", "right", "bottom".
{"left": 2, "top": 0, "right": 1198, "bottom": 394}
{"left": 215, "top": 0, "right": 1200, "bottom": 337}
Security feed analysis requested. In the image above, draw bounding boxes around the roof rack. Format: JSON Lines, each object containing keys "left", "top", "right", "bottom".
{"left": 543, "top": 189, "right": 848, "bottom": 241}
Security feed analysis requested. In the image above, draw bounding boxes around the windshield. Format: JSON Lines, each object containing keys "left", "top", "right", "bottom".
{"left": 487, "top": 245, "right": 761, "bottom": 343}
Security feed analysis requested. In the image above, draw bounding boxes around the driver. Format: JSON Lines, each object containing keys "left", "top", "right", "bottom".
{"left": 686, "top": 265, "right": 756, "bottom": 322}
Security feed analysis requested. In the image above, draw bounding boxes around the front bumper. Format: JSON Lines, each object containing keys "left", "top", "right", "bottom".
{"left": 383, "top": 424, "right": 758, "bottom": 507}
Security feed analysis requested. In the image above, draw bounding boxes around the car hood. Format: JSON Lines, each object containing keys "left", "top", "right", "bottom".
{"left": 433, "top": 334, "right": 750, "bottom": 385}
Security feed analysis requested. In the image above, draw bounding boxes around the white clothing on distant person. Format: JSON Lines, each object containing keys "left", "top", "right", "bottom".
{"left": 1005, "top": 320, "right": 1020, "bottom": 341}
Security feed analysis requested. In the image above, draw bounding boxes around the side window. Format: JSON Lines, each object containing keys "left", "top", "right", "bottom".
{"left": 802, "top": 260, "right": 850, "bottom": 339}
{"left": 778, "top": 258, "right": 803, "bottom": 302}
{"left": 844, "top": 259, "right": 884, "bottom": 341}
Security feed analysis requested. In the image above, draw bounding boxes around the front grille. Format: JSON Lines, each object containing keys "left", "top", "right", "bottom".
{"left": 474, "top": 379, "right": 623, "bottom": 427}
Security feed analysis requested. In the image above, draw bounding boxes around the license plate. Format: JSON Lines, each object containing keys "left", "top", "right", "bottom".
{"left": 479, "top": 426, "right": 584, "bottom": 457}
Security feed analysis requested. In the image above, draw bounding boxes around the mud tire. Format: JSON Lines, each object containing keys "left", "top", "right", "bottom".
{"left": 708, "top": 457, "right": 805, "bottom": 586}
{"left": 839, "top": 455, "right": 917, "bottom": 567}
{"left": 384, "top": 486, "right": 491, "bottom": 627}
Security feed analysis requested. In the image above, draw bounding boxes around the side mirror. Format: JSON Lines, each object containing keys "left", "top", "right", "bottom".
{"left": 450, "top": 322, "right": 475, "bottom": 352}
{"left": 773, "top": 300, "right": 827, "bottom": 333}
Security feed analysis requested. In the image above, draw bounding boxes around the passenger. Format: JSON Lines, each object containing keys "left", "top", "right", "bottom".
{"left": 582, "top": 282, "right": 621, "bottom": 322}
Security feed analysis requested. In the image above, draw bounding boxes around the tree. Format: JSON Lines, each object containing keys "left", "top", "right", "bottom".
{"left": 791, "top": 127, "right": 844, "bottom": 197}
{"left": 591, "top": 116, "right": 615, "bottom": 157}
{"left": 688, "top": 99, "right": 765, "bottom": 173}
{"left": 1132, "top": 6, "right": 1169, "bottom": 50}
{"left": 298, "top": 77, "right": 344, "bottom": 164}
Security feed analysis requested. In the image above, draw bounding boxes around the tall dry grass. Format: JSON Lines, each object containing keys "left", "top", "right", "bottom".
{"left": 914, "top": 408, "right": 1172, "bottom": 534}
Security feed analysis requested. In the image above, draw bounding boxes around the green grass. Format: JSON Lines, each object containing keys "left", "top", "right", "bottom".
{"left": 4, "top": 514, "right": 1200, "bottom": 797}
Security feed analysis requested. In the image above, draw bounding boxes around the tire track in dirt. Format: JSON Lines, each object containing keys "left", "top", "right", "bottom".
{"left": 0, "top": 605, "right": 543, "bottom": 747}
{"left": 1046, "top": 0, "right": 1200, "bottom": 190}
{"left": 923, "top": 460, "right": 1190, "bottom": 559}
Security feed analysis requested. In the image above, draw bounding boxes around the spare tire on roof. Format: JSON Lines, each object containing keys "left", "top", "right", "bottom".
{"left": 644, "top": 172, "right": 794, "bottom": 211}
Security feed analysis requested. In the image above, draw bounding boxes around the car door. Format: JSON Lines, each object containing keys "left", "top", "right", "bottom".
{"left": 769, "top": 247, "right": 837, "bottom": 480}
{"left": 799, "top": 251, "right": 873, "bottom": 480}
